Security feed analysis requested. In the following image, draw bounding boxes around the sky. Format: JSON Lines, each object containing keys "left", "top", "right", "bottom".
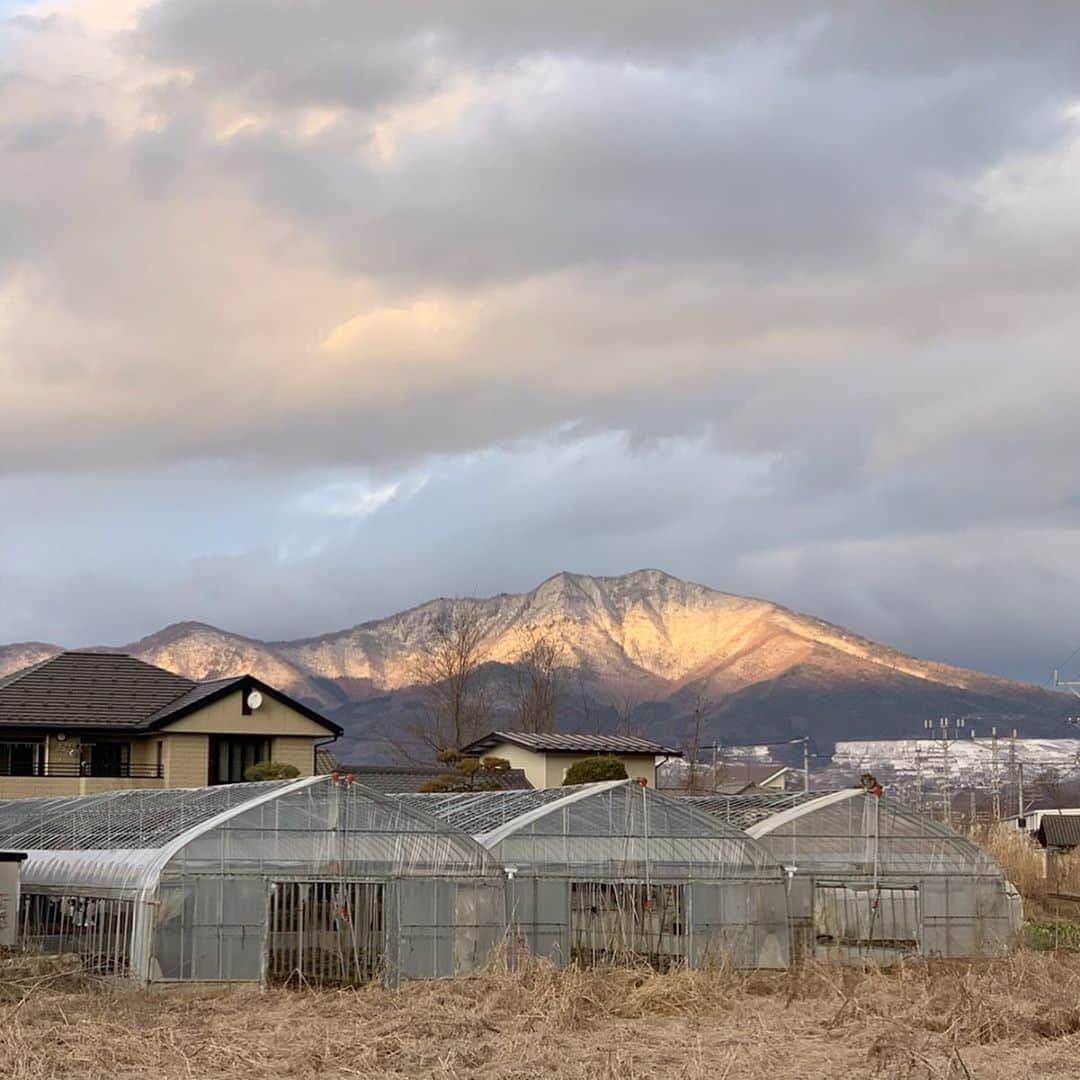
{"left": 3, "top": 2, "right": 1080, "bottom": 685}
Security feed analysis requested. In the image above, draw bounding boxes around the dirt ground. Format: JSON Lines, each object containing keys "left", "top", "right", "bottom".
{"left": 4, "top": 949, "right": 1080, "bottom": 1079}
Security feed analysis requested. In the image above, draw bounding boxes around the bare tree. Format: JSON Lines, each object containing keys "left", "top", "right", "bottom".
{"left": 407, "top": 602, "right": 492, "bottom": 754}
{"left": 612, "top": 689, "right": 642, "bottom": 738}
{"left": 683, "top": 694, "right": 712, "bottom": 793}
{"left": 575, "top": 663, "right": 599, "bottom": 734}
{"left": 513, "top": 626, "right": 565, "bottom": 733}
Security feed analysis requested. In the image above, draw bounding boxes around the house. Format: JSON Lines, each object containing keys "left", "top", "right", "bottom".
{"left": 335, "top": 763, "right": 532, "bottom": 794}
{"left": 0, "top": 651, "right": 341, "bottom": 797}
{"left": 459, "top": 731, "right": 681, "bottom": 789}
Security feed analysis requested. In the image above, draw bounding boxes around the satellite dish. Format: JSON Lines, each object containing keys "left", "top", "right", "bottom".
{"left": 246, "top": 690, "right": 263, "bottom": 711}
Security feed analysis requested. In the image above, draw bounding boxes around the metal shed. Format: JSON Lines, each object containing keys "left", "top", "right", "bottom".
{"left": 0, "top": 776, "right": 504, "bottom": 986}
{"left": 400, "top": 781, "right": 791, "bottom": 970}
{"left": 696, "top": 788, "right": 1022, "bottom": 962}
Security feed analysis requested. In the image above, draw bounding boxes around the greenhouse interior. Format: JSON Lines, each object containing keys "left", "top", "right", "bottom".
{"left": 0, "top": 777, "right": 505, "bottom": 986}
{"left": 694, "top": 788, "right": 1023, "bottom": 962}
{"left": 399, "top": 781, "right": 792, "bottom": 970}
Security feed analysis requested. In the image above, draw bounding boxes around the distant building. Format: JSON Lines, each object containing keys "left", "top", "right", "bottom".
{"left": 1036, "top": 813, "right": 1080, "bottom": 851}
{"left": 459, "top": 731, "right": 681, "bottom": 789}
{"left": 0, "top": 651, "right": 341, "bottom": 797}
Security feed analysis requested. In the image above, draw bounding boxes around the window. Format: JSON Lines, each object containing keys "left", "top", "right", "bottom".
{"left": 79, "top": 742, "right": 131, "bottom": 777}
{"left": 0, "top": 740, "right": 44, "bottom": 777}
{"left": 209, "top": 736, "right": 271, "bottom": 785}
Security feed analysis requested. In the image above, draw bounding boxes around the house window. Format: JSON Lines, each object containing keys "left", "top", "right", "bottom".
{"left": 0, "top": 740, "right": 44, "bottom": 777}
{"left": 209, "top": 736, "right": 271, "bottom": 785}
{"left": 79, "top": 742, "right": 131, "bottom": 777}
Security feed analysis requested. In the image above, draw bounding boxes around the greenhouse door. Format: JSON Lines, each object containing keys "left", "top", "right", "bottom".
{"left": 814, "top": 883, "right": 919, "bottom": 962}
{"left": 569, "top": 881, "right": 685, "bottom": 969}
{"left": 266, "top": 881, "right": 384, "bottom": 987}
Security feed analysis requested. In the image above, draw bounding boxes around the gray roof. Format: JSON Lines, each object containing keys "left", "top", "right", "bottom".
{"left": 339, "top": 764, "right": 532, "bottom": 794}
{"left": 462, "top": 730, "right": 682, "bottom": 756}
{"left": 681, "top": 791, "right": 830, "bottom": 831}
{"left": 0, "top": 651, "right": 340, "bottom": 735}
{"left": 1038, "top": 814, "right": 1080, "bottom": 849}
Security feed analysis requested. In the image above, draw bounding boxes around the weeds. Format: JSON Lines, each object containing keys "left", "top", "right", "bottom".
{"left": 3, "top": 951, "right": 1080, "bottom": 1078}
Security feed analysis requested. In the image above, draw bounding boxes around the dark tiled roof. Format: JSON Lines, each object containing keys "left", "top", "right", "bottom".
{"left": 1038, "top": 814, "right": 1080, "bottom": 850}
{"left": 315, "top": 747, "right": 340, "bottom": 775}
{"left": 338, "top": 764, "right": 533, "bottom": 794}
{"left": 0, "top": 651, "right": 341, "bottom": 735}
{"left": 462, "top": 731, "right": 682, "bottom": 757}
{"left": 0, "top": 652, "right": 196, "bottom": 729}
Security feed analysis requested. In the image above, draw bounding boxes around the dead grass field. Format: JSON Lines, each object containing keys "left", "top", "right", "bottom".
{"left": 4, "top": 948, "right": 1080, "bottom": 1079}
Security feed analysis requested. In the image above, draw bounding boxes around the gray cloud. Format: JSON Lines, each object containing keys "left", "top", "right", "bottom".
{"left": 2, "top": 1, "right": 1080, "bottom": 683}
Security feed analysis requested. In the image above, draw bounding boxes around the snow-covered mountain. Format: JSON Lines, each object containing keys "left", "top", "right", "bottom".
{"left": 2, "top": 569, "right": 1071, "bottom": 758}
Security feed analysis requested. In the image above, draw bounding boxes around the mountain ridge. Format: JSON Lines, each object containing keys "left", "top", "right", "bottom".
{"left": 0, "top": 570, "right": 1068, "bottom": 758}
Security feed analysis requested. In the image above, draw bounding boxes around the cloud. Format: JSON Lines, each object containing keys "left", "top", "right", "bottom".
{"left": 3, "top": 1, "right": 1080, "bottom": 682}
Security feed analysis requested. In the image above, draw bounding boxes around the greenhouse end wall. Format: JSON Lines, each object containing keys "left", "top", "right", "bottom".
{"left": 746, "top": 790, "right": 1020, "bottom": 962}
{"left": 6, "top": 778, "right": 507, "bottom": 987}
{"left": 468, "top": 783, "right": 792, "bottom": 971}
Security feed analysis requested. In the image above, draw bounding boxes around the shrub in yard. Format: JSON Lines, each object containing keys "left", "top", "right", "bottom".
{"left": 417, "top": 750, "right": 512, "bottom": 792}
{"left": 562, "top": 756, "right": 629, "bottom": 785}
{"left": 243, "top": 760, "right": 301, "bottom": 781}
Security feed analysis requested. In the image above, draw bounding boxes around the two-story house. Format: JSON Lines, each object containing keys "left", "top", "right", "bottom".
{"left": 0, "top": 651, "right": 342, "bottom": 797}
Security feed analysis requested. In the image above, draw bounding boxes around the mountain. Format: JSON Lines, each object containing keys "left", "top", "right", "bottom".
{"left": 0, "top": 570, "right": 1070, "bottom": 759}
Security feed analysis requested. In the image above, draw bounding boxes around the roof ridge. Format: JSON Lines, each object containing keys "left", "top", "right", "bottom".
{"left": 0, "top": 654, "right": 59, "bottom": 691}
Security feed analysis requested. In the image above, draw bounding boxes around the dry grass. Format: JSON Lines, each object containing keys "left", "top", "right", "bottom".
{"left": 4, "top": 829, "right": 1078, "bottom": 1078}
{"left": 978, "top": 825, "right": 1080, "bottom": 908}
{"left": 3, "top": 950, "right": 1080, "bottom": 1078}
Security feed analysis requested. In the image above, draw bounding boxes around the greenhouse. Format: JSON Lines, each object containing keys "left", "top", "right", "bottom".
{"left": 400, "top": 780, "right": 791, "bottom": 970}
{"left": 694, "top": 788, "right": 1022, "bottom": 962}
{"left": 0, "top": 776, "right": 505, "bottom": 986}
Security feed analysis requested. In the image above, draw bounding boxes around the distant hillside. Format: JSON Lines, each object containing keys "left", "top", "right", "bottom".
{"left": 1, "top": 570, "right": 1070, "bottom": 760}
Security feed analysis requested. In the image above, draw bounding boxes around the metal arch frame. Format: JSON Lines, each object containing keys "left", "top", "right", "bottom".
{"left": 475, "top": 780, "right": 630, "bottom": 847}
{"left": 746, "top": 788, "right": 864, "bottom": 839}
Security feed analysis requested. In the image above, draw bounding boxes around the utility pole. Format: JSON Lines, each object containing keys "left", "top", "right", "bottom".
{"left": 1018, "top": 762, "right": 1026, "bottom": 828}
{"left": 802, "top": 737, "right": 810, "bottom": 793}
{"left": 991, "top": 726, "right": 1001, "bottom": 823}
{"left": 942, "top": 718, "right": 952, "bottom": 829}
{"left": 915, "top": 743, "right": 923, "bottom": 813}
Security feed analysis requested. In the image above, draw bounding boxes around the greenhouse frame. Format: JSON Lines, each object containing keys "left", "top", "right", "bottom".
{"left": 0, "top": 776, "right": 506, "bottom": 986}
{"left": 694, "top": 788, "right": 1022, "bottom": 962}
{"left": 400, "top": 780, "right": 792, "bottom": 970}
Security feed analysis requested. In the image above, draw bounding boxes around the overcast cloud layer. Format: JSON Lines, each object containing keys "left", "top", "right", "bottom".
{"left": 3, "top": 1, "right": 1080, "bottom": 685}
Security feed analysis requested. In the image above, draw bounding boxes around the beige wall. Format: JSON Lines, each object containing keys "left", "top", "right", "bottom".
{"left": 0, "top": 861, "right": 21, "bottom": 947}
{"left": 0, "top": 776, "right": 166, "bottom": 799}
{"left": 271, "top": 736, "right": 315, "bottom": 776}
{"left": 163, "top": 690, "right": 329, "bottom": 737}
{"left": 161, "top": 733, "right": 210, "bottom": 787}
{"left": 481, "top": 742, "right": 659, "bottom": 789}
